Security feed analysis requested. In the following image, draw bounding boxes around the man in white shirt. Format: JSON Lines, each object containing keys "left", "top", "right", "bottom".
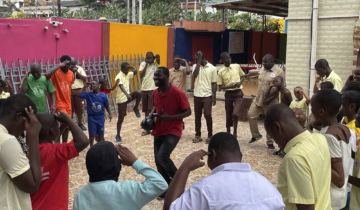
{"left": 163, "top": 132, "right": 285, "bottom": 210}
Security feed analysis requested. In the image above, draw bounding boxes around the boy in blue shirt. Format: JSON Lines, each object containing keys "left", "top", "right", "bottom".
{"left": 79, "top": 80, "right": 112, "bottom": 147}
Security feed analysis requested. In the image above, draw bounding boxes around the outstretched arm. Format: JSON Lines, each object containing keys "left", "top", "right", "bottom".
{"left": 109, "top": 79, "right": 120, "bottom": 91}
{"left": 45, "top": 60, "right": 70, "bottom": 79}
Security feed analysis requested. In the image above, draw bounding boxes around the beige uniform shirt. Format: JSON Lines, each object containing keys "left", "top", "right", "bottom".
{"left": 0, "top": 124, "right": 31, "bottom": 210}
{"left": 115, "top": 71, "right": 134, "bottom": 104}
{"left": 323, "top": 71, "right": 343, "bottom": 92}
{"left": 0, "top": 91, "right": 10, "bottom": 99}
{"left": 169, "top": 66, "right": 187, "bottom": 93}
{"left": 192, "top": 62, "right": 217, "bottom": 98}
{"left": 255, "top": 65, "right": 285, "bottom": 107}
{"left": 217, "top": 64, "right": 245, "bottom": 91}
{"left": 139, "top": 61, "right": 159, "bottom": 91}
{"left": 71, "top": 66, "right": 86, "bottom": 89}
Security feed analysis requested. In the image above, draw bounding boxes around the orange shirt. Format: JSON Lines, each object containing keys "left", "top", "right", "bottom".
{"left": 50, "top": 70, "right": 74, "bottom": 110}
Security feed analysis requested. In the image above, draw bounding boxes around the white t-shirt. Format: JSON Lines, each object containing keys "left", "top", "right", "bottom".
{"left": 347, "top": 129, "right": 357, "bottom": 192}
{"left": 315, "top": 126, "right": 352, "bottom": 209}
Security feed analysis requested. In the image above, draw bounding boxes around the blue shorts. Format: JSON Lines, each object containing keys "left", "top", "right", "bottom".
{"left": 88, "top": 114, "right": 105, "bottom": 137}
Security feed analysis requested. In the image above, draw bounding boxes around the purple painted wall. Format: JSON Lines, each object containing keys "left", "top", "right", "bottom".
{"left": 0, "top": 18, "right": 102, "bottom": 66}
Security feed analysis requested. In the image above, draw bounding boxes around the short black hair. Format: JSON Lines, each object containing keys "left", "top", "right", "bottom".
{"left": 157, "top": 67, "right": 169, "bottom": 77}
{"left": 275, "top": 76, "right": 283, "bottom": 82}
{"left": 265, "top": 104, "right": 298, "bottom": 130}
{"left": 121, "top": 62, "right": 129, "bottom": 70}
{"left": 0, "top": 94, "right": 37, "bottom": 117}
{"left": 0, "top": 99, "right": 6, "bottom": 108}
{"left": 294, "top": 86, "right": 303, "bottom": 90}
{"left": 313, "top": 89, "right": 341, "bottom": 117}
{"left": 174, "top": 55, "right": 181, "bottom": 59}
{"left": 60, "top": 55, "right": 71, "bottom": 63}
{"left": 263, "top": 54, "right": 274, "bottom": 61}
{"left": 320, "top": 81, "right": 334, "bottom": 90}
{"left": 36, "top": 112, "right": 57, "bottom": 140}
{"left": 208, "top": 132, "right": 242, "bottom": 158}
{"left": 315, "top": 59, "right": 329, "bottom": 68}
{"left": 220, "top": 52, "right": 229, "bottom": 59}
{"left": 99, "top": 78, "right": 108, "bottom": 85}
{"left": 146, "top": 52, "right": 154, "bottom": 57}
{"left": 342, "top": 90, "right": 360, "bottom": 113}
{"left": 343, "top": 82, "right": 360, "bottom": 93}
{"left": 90, "top": 80, "right": 99, "bottom": 84}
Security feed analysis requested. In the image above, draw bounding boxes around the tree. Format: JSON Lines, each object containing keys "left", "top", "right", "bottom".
{"left": 228, "top": 12, "right": 281, "bottom": 33}
{"left": 4, "top": 0, "right": 21, "bottom": 14}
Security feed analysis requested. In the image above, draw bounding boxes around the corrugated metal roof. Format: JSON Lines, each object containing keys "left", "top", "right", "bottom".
{"left": 205, "top": 0, "right": 288, "bottom": 17}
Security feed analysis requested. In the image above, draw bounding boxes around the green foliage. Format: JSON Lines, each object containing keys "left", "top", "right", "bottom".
{"left": 4, "top": 0, "right": 21, "bottom": 14}
{"left": 228, "top": 12, "right": 281, "bottom": 33}
{"left": 141, "top": 1, "right": 180, "bottom": 26}
{"left": 194, "top": 6, "right": 222, "bottom": 22}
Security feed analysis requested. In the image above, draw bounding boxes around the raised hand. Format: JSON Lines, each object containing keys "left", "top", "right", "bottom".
{"left": 23, "top": 106, "right": 42, "bottom": 138}
{"left": 115, "top": 144, "right": 137, "bottom": 166}
{"left": 25, "top": 71, "right": 31, "bottom": 79}
{"left": 53, "top": 111, "right": 72, "bottom": 123}
{"left": 59, "top": 60, "right": 70, "bottom": 68}
{"left": 179, "top": 150, "right": 210, "bottom": 172}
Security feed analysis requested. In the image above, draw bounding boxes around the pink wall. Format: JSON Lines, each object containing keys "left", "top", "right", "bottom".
{"left": 0, "top": 18, "right": 102, "bottom": 66}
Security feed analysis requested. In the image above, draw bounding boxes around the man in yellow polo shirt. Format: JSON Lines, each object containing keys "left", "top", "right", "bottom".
{"left": 265, "top": 104, "right": 332, "bottom": 210}
{"left": 217, "top": 52, "right": 245, "bottom": 138}
{"left": 313, "top": 59, "right": 343, "bottom": 93}
{"left": 139, "top": 52, "right": 160, "bottom": 136}
{"left": 192, "top": 51, "right": 217, "bottom": 144}
{"left": 115, "top": 62, "right": 142, "bottom": 143}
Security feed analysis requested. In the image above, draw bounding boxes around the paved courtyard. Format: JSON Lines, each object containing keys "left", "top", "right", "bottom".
{"left": 67, "top": 98, "right": 282, "bottom": 210}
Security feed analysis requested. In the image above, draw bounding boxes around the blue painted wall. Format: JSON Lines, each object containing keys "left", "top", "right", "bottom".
{"left": 173, "top": 28, "right": 222, "bottom": 65}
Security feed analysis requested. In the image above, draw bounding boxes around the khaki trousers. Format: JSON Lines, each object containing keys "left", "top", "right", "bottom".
{"left": 247, "top": 101, "right": 277, "bottom": 145}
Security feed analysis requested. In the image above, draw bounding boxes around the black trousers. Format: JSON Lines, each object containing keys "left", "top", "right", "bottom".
{"left": 153, "top": 134, "right": 180, "bottom": 184}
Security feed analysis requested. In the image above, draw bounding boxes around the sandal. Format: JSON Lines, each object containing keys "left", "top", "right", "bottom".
{"left": 141, "top": 130, "right": 151, "bottom": 136}
{"left": 192, "top": 136, "right": 202, "bottom": 143}
{"left": 273, "top": 150, "right": 284, "bottom": 156}
{"left": 206, "top": 136, "right": 212, "bottom": 144}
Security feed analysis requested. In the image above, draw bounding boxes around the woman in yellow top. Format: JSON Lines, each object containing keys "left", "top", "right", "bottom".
{"left": 0, "top": 78, "right": 14, "bottom": 99}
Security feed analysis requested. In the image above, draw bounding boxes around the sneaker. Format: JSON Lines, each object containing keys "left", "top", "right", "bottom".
{"left": 157, "top": 191, "right": 166, "bottom": 200}
{"left": 115, "top": 135, "right": 122, "bottom": 143}
{"left": 268, "top": 144, "right": 275, "bottom": 150}
{"left": 133, "top": 108, "right": 141, "bottom": 118}
{"left": 248, "top": 134, "right": 262, "bottom": 144}
{"left": 78, "top": 124, "right": 87, "bottom": 131}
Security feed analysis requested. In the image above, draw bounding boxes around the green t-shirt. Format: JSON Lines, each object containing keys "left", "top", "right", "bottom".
{"left": 22, "top": 75, "right": 56, "bottom": 112}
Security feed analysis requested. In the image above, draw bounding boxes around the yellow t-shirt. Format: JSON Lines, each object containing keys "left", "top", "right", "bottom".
{"left": 0, "top": 91, "right": 10, "bottom": 99}
{"left": 345, "top": 117, "right": 360, "bottom": 148}
{"left": 277, "top": 131, "right": 332, "bottom": 210}
{"left": 289, "top": 97, "right": 308, "bottom": 117}
{"left": 139, "top": 61, "right": 159, "bottom": 91}
{"left": 217, "top": 64, "right": 245, "bottom": 91}
{"left": 71, "top": 66, "right": 87, "bottom": 89}
{"left": 350, "top": 145, "right": 360, "bottom": 209}
{"left": 323, "top": 71, "right": 343, "bottom": 92}
{"left": 115, "top": 71, "right": 134, "bottom": 104}
{"left": 0, "top": 124, "right": 31, "bottom": 210}
{"left": 193, "top": 62, "right": 217, "bottom": 97}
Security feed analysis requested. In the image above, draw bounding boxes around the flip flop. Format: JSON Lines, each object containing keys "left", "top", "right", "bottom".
{"left": 141, "top": 130, "right": 151, "bottom": 136}
{"left": 192, "top": 136, "right": 202, "bottom": 143}
{"left": 273, "top": 150, "right": 284, "bottom": 156}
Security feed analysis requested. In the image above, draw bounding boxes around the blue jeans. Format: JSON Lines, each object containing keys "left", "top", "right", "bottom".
{"left": 154, "top": 134, "right": 180, "bottom": 184}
